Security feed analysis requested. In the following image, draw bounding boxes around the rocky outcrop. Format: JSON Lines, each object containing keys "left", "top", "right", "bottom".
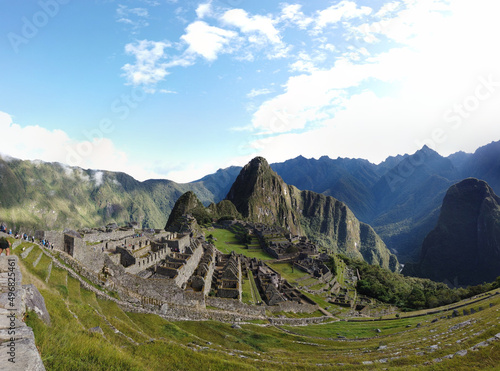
{"left": 406, "top": 178, "right": 500, "bottom": 286}
{"left": 226, "top": 157, "right": 303, "bottom": 235}
{"left": 165, "top": 191, "right": 211, "bottom": 232}
{"left": 23, "top": 284, "right": 51, "bottom": 326}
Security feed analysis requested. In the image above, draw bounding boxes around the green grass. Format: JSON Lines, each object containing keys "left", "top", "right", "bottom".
{"left": 13, "top": 236, "right": 500, "bottom": 370}
{"left": 265, "top": 262, "right": 309, "bottom": 284}
{"left": 248, "top": 270, "right": 263, "bottom": 304}
{"left": 241, "top": 277, "right": 254, "bottom": 304}
{"left": 208, "top": 227, "right": 274, "bottom": 261}
{"left": 309, "top": 282, "right": 326, "bottom": 291}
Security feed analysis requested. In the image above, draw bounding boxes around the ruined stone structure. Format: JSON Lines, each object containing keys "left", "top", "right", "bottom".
{"left": 294, "top": 255, "right": 332, "bottom": 282}
{"left": 0, "top": 255, "right": 46, "bottom": 370}
{"left": 252, "top": 261, "right": 315, "bottom": 308}
{"left": 32, "top": 222, "right": 326, "bottom": 320}
{"left": 155, "top": 238, "right": 204, "bottom": 288}
{"left": 188, "top": 243, "right": 216, "bottom": 296}
{"left": 212, "top": 252, "right": 242, "bottom": 300}
{"left": 258, "top": 230, "right": 319, "bottom": 260}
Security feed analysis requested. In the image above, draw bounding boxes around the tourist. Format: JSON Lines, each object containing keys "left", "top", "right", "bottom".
{"left": 0, "top": 236, "right": 11, "bottom": 256}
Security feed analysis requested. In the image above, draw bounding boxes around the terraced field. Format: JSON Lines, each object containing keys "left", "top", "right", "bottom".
{"left": 9, "top": 239, "right": 500, "bottom": 370}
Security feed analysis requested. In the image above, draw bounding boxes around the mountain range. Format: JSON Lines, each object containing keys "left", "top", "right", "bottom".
{"left": 167, "top": 157, "right": 399, "bottom": 272}
{"left": 1, "top": 140, "right": 500, "bottom": 267}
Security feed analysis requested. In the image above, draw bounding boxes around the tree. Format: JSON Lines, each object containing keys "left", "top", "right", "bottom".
{"left": 325, "top": 256, "right": 337, "bottom": 277}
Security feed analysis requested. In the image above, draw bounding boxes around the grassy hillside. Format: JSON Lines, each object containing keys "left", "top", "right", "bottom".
{"left": 0, "top": 158, "right": 219, "bottom": 231}
{"left": 3, "top": 236, "right": 498, "bottom": 370}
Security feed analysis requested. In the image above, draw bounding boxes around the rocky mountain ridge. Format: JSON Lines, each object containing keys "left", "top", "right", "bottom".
{"left": 404, "top": 178, "right": 500, "bottom": 286}
{"left": 171, "top": 157, "right": 399, "bottom": 272}
{"left": 1, "top": 140, "right": 500, "bottom": 268}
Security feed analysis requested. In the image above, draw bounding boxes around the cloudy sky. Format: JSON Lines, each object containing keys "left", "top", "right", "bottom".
{"left": 1, "top": 0, "right": 500, "bottom": 182}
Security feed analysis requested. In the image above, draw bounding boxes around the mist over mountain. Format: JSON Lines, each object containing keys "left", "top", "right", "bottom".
{"left": 0, "top": 156, "right": 222, "bottom": 231}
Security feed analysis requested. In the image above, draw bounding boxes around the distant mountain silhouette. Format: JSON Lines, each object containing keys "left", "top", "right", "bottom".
{"left": 404, "top": 178, "right": 500, "bottom": 286}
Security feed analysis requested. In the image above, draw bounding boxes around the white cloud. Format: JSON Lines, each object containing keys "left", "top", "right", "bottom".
{"left": 181, "top": 21, "right": 238, "bottom": 61}
{"left": 122, "top": 40, "right": 170, "bottom": 86}
{"left": 315, "top": 1, "right": 372, "bottom": 31}
{"left": 375, "top": 1, "right": 402, "bottom": 18}
{"left": 116, "top": 5, "right": 149, "bottom": 30}
{"left": 221, "top": 9, "right": 281, "bottom": 45}
{"left": 243, "top": 0, "right": 500, "bottom": 165}
{"left": 280, "top": 4, "right": 313, "bottom": 29}
{"left": 0, "top": 111, "right": 173, "bottom": 182}
{"left": 92, "top": 171, "right": 105, "bottom": 187}
{"left": 247, "top": 88, "right": 272, "bottom": 98}
{"left": 196, "top": 1, "right": 212, "bottom": 19}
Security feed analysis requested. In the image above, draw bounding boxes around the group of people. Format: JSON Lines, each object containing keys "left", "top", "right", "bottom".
{"left": 0, "top": 224, "right": 55, "bottom": 256}
{"left": 40, "top": 239, "right": 54, "bottom": 249}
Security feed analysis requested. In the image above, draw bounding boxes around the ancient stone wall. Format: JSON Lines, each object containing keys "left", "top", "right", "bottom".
{"left": 35, "top": 230, "right": 64, "bottom": 250}
{"left": 109, "top": 268, "right": 205, "bottom": 308}
{"left": 116, "top": 247, "right": 136, "bottom": 267}
{"left": 82, "top": 230, "right": 136, "bottom": 243}
{"left": 205, "top": 297, "right": 266, "bottom": 317}
{"left": 268, "top": 316, "right": 330, "bottom": 326}
{"left": 126, "top": 247, "right": 170, "bottom": 275}
{"left": 0, "top": 255, "right": 46, "bottom": 370}
{"left": 202, "top": 251, "right": 216, "bottom": 296}
{"left": 174, "top": 241, "right": 203, "bottom": 288}
{"left": 166, "top": 234, "right": 190, "bottom": 252}
{"left": 267, "top": 301, "right": 319, "bottom": 314}
{"left": 72, "top": 243, "right": 107, "bottom": 274}
{"left": 238, "top": 255, "right": 242, "bottom": 301}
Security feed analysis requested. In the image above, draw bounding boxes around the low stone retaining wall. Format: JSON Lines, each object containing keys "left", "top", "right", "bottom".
{"left": 0, "top": 255, "right": 46, "bottom": 370}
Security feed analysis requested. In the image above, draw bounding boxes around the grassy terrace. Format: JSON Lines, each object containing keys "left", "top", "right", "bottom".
{"left": 205, "top": 227, "right": 274, "bottom": 261}
{"left": 8, "top": 237, "right": 500, "bottom": 370}
{"left": 265, "top": 262, "right": 309, "bottom": 284}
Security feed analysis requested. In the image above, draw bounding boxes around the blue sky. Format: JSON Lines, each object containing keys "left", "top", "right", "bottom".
{"left": 1, "top": 0, "right": 500, "bottom": 182}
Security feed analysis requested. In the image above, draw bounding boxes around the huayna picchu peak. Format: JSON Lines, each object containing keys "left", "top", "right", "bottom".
{"left": 181, "top": 157, "right": 400, "bottom": 272}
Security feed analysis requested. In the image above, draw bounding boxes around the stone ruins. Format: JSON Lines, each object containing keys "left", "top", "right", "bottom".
{"left": 33, "top": 221, "right": 328, "bottom": 318}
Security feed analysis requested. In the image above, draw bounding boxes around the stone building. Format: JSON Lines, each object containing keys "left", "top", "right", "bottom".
{"left": 212, "top": 252, "right": 241, "bottom": 300}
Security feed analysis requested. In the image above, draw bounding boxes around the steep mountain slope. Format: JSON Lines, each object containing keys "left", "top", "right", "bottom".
{"left": 226, "top": 157, "right": 303, "bottom": 235}
{"left": 405, "top": 178, "right": 500, "bottom": 286}
{"left": 164, "top": 191, "right": 211, "bottom": 232}
{"left": 369, "top": 146, "right": 460, "bottom": 261}
{"left": 270, "top": 156, "right": 379, "bottom": 219}
{"left": 225, "top": 157, "right": 399, "bottom": 271}
{"left": 459, "top": 140, "right": 500, "bottom": 194}
{"left": 268, "top": 147, "right": 463, "bottom": 263}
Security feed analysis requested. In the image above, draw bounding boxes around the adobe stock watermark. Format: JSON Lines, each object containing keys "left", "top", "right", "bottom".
{"left": 7, "top": 0, "right": 71, "bottom": 54}
{"left": 65, "top": 87, "right": 147, "bottom": 167}
{"left": 385, "top": 74, "right": 500, "bottom": 192}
